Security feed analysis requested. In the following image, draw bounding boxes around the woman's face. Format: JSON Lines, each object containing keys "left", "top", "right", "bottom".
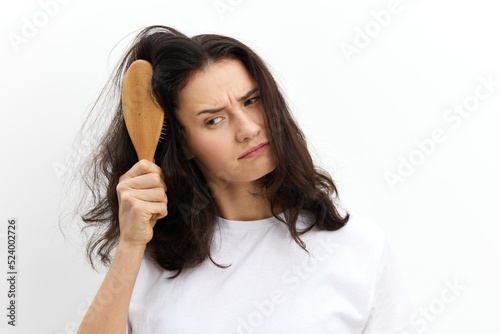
{"left": 175, "top": 58, "right": 277, "bottom": 187}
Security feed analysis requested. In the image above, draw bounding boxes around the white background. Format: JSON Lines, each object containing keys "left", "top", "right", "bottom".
{"left": 1, "top": 0, "right": 499, "bottom": 333}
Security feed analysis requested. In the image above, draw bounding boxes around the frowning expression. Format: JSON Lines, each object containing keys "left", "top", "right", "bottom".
{"left": 175, "top": 58, "right": 277, "bottom": 186}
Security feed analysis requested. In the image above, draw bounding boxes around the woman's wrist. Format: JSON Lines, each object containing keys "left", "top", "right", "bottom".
{"left": 117, "top": 238, "right": 147, "bottom": 255}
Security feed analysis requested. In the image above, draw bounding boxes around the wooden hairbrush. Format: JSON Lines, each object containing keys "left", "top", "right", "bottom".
{"left": 122, "top": 60, "right": 166, "bottom": 162}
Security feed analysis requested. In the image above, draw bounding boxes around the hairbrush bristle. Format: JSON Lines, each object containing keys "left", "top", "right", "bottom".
{"left": 158, "top": 117, "right": 168, "bottom": 143}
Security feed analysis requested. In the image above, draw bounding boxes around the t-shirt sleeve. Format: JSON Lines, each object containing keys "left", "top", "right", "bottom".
{"left": 362, "top": 237, "right": 418, "bottom": 334}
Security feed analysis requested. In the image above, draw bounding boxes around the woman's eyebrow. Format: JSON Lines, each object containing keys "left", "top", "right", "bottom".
{"left": 196, "top": 88, "right": 259, "bottom": 117}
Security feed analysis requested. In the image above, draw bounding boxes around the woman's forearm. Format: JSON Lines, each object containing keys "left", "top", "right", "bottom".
{"left": 77, "top": 241, "right": 146, "bottom": 334}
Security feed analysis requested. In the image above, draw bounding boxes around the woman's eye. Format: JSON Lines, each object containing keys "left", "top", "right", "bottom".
{"left": 244, "top": 96, "right": 260, "bottom": 107}
{"left": 206, "top": 116, "right": 223, "bottom": 126}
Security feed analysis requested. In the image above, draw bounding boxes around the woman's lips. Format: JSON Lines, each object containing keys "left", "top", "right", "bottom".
{"left": 239, "top": 142, "right": 270, "bottom": 159}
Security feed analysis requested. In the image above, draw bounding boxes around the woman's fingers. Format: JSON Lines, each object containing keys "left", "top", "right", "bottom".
{"left": 121, "top": 173, "right": 167, "bottom": 192}
{"left": 124, "top": 187, "right": 168, "bottom": 203}
{"left": 149, "top": 202, "right": 169, "bottom": 221}
{"left": 115, "top": 159, "right": 169, "bottom": 246}
{"left": 119, "top": 159, "right": 164, "bottom": 183}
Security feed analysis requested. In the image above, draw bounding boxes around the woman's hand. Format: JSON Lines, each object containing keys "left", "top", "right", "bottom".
{"left": 116, "top": 159, "right": 168, "bottom": 247}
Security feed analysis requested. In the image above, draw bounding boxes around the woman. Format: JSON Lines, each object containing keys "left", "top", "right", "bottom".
{"left": 76, "top": 25, "right": 416, "bottom": 333}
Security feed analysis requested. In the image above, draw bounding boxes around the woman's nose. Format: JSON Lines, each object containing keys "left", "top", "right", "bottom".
{"left": 234, "top": 108, "right": 261, "bottom": 142}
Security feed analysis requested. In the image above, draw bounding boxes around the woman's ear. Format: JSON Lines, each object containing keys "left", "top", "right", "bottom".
{"left": 184, "top": 148, "right": 195, "bottom": 160}
{"left": 177, "top": 124, "right": 195, "bottom": 159}
{"left": 181, "top": 141, "right": 195, "bottom": 160}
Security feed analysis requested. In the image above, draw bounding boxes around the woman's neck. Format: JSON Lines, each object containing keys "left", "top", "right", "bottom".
{"left": 211, "top": 183, "right": 281, "bottom": 221}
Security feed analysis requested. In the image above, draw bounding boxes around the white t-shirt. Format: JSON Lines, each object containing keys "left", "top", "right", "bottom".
{"left": 126, "top": 210, "right": 417, "bottom": 334}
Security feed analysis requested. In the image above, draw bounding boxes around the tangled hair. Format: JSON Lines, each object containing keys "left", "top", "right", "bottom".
{"left": 77, "top": 25, "right": 349, "bottom": 279}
